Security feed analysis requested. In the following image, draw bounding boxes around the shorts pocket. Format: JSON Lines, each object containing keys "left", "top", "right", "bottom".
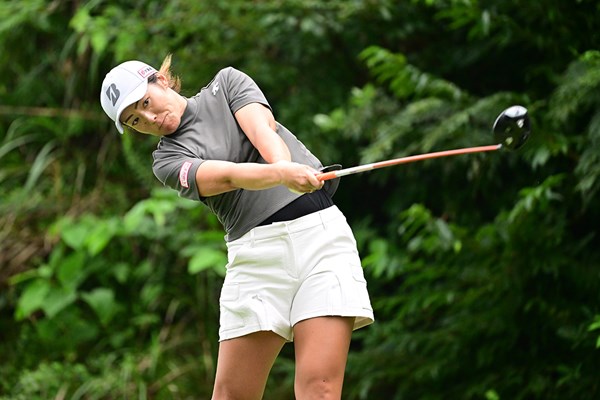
{"left": 352, "top": 266, "right": 367, "bottom": 283}
{"left": 351, "top": 264, "right": 373, "bottom": 311}
{"left": 220, "top": 282, "right": 240, "bottom": 301}
{"left": 219, "top": 283, "right": 244, "bottom": 330}
{"left": 225, "top": 241, "right": 252, "bottom": 271}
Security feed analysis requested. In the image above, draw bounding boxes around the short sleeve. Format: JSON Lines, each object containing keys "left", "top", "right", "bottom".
{"left": 152, "top": 149, "right": 204, "bottom": 201}
{"left": 220, "top": 67, "right": 271, "bottom": 114}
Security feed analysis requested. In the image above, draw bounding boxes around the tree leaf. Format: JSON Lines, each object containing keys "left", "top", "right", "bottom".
{"left": 56, "top": 251, "right": 87, "bottom": 290}
{"left": 81, "top": 288, "right": 120, "bottom": 327}
{"left": 15, "top": 279, "right": 51, "bottom": 321}
{"left": 41, "top": 287, "right": 77, "bottom": 318}
{"left": 86, "top": 217, "right": 120, "bottom": 256}
{"left": 188, "top": 247, "right": 227, "bottom": 275}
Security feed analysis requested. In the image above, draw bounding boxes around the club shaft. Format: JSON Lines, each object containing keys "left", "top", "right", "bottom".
{"left": 317, "top": 144, "right": 502, "bottom": 181}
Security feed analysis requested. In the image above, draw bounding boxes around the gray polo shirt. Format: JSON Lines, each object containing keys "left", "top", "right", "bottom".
{"left": 152, "top": 67, "right": 336, "bottom": 241}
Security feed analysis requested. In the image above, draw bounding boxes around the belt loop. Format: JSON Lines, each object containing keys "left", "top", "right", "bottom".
{"left": 250, "top": 229, "right": 255, "bottom": 246}
{"left": 319, "top": 208, "right": 327, "bottom": 230}
{"left": 286, "top": 222, "right": 292, "bottom": 236}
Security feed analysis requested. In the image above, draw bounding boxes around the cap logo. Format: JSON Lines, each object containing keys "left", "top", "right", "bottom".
{"left": 138, "top": 66, "right": 156, "bottom": 79}
{"left": 105, "top": 83, "right": 121, "bottom": 106}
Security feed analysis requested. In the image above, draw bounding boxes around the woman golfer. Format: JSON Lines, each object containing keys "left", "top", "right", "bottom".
{"left": 100, "top": 55, "right": 374, "bottom": 400}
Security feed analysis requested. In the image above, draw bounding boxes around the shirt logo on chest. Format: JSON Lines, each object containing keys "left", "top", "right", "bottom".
{"left": 212, "top": 81, "right": 220, "bottom": 96}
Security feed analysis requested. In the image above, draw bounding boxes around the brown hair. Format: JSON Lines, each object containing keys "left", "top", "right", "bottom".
{"left": 149, "top": 53, "right": 182, "bottom": 93}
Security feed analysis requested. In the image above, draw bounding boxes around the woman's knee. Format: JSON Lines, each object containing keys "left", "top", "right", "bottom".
{"left": 295, "top": 374, "right": 344, "bottom": 399}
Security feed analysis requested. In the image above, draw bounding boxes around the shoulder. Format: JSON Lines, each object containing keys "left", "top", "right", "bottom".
{"left": 219, "top": 66, "right": 242, "bottom": 75}
{"left": 216, "top": 66, "right": 255, "bottom": 82}
{"left": 151, "top": 138, "right": 192, "bottom": 179}
{"left": 196, "top": 67, "right": 247, "bottom": 95}
{"left": 152, "top": 137, "right": 177, "bottom": 159}
{"left": 153, "top": 133, "right": 194, "bottom": 156}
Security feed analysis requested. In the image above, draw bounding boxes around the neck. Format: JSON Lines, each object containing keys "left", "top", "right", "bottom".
{"left": 173, "top": 91, "right": 187, "bottom": 117}
{"left": 179, "top": 93, "right": 188, "bottom": 114}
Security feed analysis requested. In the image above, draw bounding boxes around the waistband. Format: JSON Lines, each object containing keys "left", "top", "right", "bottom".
{"left": 232, "top": 205, "right": 343, "bottom": 244}
{"left": 257, "top": 190, "right": 332, "bottom": 227}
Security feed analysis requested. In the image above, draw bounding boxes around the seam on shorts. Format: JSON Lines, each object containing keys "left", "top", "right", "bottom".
{"left": 219, "top": 325, "right": 293, "bottom": 342}
{"left": 292, "top": 307, "right": 374, "bottom": 327}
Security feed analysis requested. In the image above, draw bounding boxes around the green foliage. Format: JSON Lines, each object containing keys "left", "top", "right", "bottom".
{"left": 360, "top": 46, "right": 465, "bottom": 102}
{"left": 309, "top": 26, "right": 600, "bottom": 400}
{"left": 345, "top": 173, "right": 599, "bottom": 399}
{"left": 589, "top": 315, "right": 600, "bottom": 349}
{"left": 0, "top": 352, "right": 203, "bottom": 400}
{"left": 4, "top": 189, "right": 225, "bottom": 398}
{"left": 1, "top": 0, "right": 600, "bottom": 399}
{"left": 549, "top": 50, "right": 600, "bottom": 203}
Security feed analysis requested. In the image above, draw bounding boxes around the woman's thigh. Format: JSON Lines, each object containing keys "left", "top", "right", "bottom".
{"left": 293, "top": 316, "right": 355, "bottom": 399}
{"left": 212, "top": 330, "right": 286, "bottom": 400}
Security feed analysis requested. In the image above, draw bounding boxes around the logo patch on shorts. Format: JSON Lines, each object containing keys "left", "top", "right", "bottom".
{"left": 179, "top": 161, "right": 192, "bottom": 188}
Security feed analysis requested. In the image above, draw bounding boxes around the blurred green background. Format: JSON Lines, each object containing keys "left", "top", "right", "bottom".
{"left": 1, "top": 1, "right": 599, "bottom": 399}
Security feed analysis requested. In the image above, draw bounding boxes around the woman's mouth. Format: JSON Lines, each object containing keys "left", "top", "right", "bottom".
{"left": 159, "top": 113, "right": 168, "bottom": 129}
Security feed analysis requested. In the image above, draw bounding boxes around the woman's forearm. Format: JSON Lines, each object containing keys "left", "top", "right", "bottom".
{"left": 196, "top": 160, "right": 322, "bottom": 197}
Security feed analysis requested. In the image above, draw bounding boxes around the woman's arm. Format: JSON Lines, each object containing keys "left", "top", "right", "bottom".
{"left": 193, "top": 102, "right": 323, "bottom": 197}
{"left": 195, "top": 159, "right": 322, "bottom": 197}
{"left": 190, "top": 99, "right": 325, "bottom": 197}
{"left": 234, "top": 102, "right": 291, "bottom": 163}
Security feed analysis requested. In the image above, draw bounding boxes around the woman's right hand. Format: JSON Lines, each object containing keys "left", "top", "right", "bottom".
{"left": 274, "top": 160, "right": 324, "bottom": 194}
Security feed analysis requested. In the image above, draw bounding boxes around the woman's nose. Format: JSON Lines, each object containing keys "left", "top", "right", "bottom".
{"left": 140, "top": 110, "right": 156, "bottom": 123}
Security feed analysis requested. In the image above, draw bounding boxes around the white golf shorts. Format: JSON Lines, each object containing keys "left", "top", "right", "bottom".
{"left": 219, "top": 205, "right": 374, "bottom": 342}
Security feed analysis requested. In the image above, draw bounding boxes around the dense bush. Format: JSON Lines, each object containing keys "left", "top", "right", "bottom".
{"left": 1, "top": 1, "right": 599, "bottom": 399}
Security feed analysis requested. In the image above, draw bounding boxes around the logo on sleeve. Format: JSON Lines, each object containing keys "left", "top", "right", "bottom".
{"left": 179, "top": 161, "right": 192, "bottom": 188}
{"left": 212, "top": 81, "right": 220, "bottom": 96}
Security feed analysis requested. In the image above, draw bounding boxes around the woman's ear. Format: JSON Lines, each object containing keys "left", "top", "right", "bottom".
{"left": 156, "top": 73, "right": 170, "bottom": 88}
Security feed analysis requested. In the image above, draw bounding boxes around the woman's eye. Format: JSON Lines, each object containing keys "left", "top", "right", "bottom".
{"left": 143, "top": 98, "right": 149, "bottom": 107}
{"left": 132, "top": 118, "right": 139, "bottom": 126}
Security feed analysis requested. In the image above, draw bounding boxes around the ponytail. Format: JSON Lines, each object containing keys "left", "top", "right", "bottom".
{"left": 156, "top": 54, "right": 181, "bottom": 92}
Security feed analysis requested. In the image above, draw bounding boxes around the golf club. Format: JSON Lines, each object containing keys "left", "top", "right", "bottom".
{"left": 317, "top": 105, "right": 531, "bottom": 182}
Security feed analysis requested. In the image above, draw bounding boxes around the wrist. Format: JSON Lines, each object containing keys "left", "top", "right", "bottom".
{"left": 272, "top": 160, "right": 289, "bottom": 185}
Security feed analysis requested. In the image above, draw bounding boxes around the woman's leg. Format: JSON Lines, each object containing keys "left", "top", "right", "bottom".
{"left": 211, "top": 330, "right": 286, "bottom": 400}
{"left": 293, "top": 316, "right": 355, "bottom": 400}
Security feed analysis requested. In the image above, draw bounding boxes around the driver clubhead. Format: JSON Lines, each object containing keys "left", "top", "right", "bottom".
{"left": 493, "top": 105, "right": 531, "bottom": 150}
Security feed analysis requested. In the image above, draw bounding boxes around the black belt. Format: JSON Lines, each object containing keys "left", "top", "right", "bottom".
{"left": 257, "top": 190, "right": 333, "bottom": 226}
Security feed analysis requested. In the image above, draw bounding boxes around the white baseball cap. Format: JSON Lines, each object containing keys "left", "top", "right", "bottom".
{"left": 100, "top": 60, "right": 158, "bottom": 133}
